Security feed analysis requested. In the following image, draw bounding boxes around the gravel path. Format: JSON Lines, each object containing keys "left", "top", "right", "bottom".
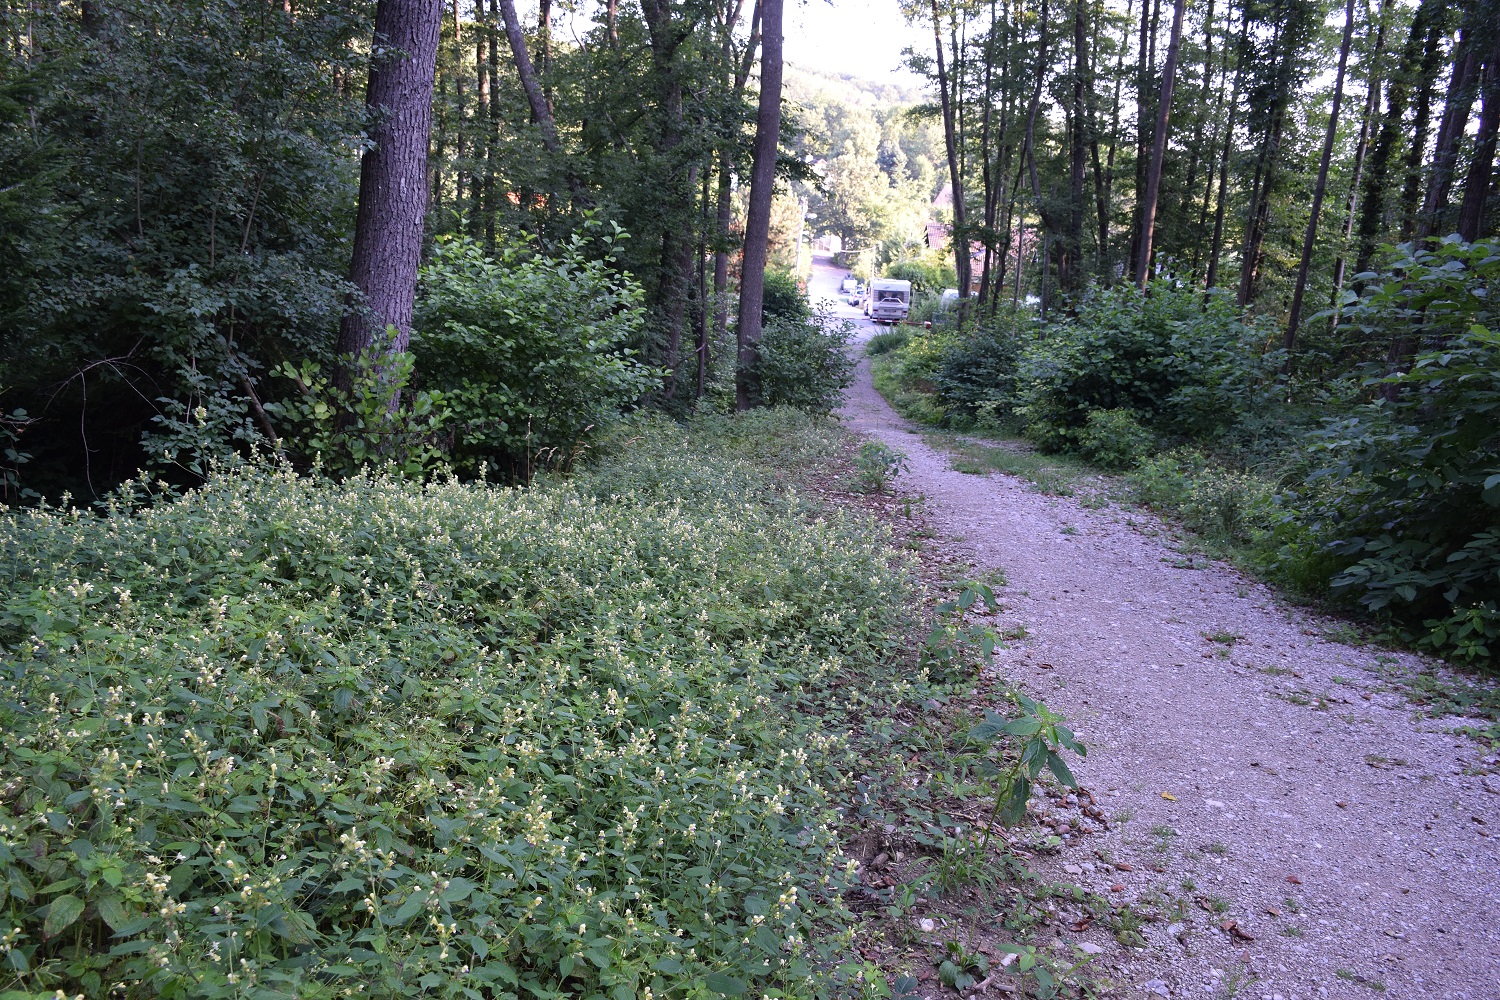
{"left": 838, "top": 350, "right": 1500, "bottom": 1000}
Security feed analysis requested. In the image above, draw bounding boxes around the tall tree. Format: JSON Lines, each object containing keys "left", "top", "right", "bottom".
{"left": 1285, "top": 0, "right": 1355, "bottom": 351}
{"left": 1134, "top": 0, "right": 1184, "bottom": 288}
{"left": 735, "top": 0, "right": 783, "bottom": 411}
{"left": 337, "top": 0, "right": 443, "bottom": 397}
{"left": 931, "top": 0, "right": 973, "bottom": 298}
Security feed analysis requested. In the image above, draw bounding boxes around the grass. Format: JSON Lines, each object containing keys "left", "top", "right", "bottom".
{"left": 920, "top": 432, "right": 1105, "bottom": 499}
{"left": 1336, "top": 968, "right": 1388, "bottom": 993}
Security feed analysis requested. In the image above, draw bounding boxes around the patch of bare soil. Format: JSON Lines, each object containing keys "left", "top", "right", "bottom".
{"left": 837, "top": 355, "right": 1500, "bottom": 1000}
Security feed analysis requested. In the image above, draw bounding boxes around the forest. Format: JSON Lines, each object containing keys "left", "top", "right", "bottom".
{"left": 1, "top": 0, "right": 1498, "bottom": 996}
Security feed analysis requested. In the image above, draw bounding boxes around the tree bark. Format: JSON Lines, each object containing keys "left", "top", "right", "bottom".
{"left": 1286, "top": 0, "right": 1356, "bottom": 353}
{"left": 1134, "top": 0, "right": 1184, "bottom": 289}
{"left": 735, "top": 0, "right": 782, "bottom": 411}
{"left": 336, "top": 0, "right": 442, "bottom": 397}
{"left": 1458, "top": 33, "right": 1500, "bottom": 241}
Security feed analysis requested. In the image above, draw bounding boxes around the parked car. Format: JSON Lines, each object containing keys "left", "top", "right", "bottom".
{"left": 846, "top": 281, "right": 864, "bottom": 305}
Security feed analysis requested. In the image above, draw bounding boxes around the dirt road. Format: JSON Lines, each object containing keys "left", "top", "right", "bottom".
{"left": 836, "top": 327, "right": 1500, "bottom": 999}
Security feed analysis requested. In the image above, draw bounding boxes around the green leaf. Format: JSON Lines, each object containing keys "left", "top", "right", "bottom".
{"left": 43, "top": 894, "right": 85, "bottom": 939}
{"left": 705, "top": 972, "right": 747, "bottom": 995}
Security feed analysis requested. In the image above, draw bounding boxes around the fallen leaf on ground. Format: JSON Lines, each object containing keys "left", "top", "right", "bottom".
{"left": 1264, "top": 907, "right": 1280, "bottom": 918}
{"left": 1160, "top": 792, "right": 1177, "bottom": 801}
{"left": 1110, "top": 883, "right": 1125, "bottom": 892}
{"left": 1220, "top": 920, "right": 1255, "bottom": 941}
{"left": 1286, "top": 874, "right": 1302, "bottom": 884}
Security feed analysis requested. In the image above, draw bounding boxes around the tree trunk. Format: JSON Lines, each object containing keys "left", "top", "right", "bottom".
{"left": 1286, "top": 0, "right": 1355, "bottom": 353}
{"left": 1458, "top": 34, "right": 1500, "bottom": 241}
{"left": 1101, "top": 0, "right": 1133, "bottom": 282}
{"left": 1134, "top": 0, "right": 1184, "bottom": 289}
{"left": 449, "top": 0, "right": 466, "bottom": 208}
{"left": 1330, "top": 0, "right": 1388, "bottom": 329}
{"left": 1065, "top": 0, "right": 1088, "bottom": 295}
{"left": 1397, "top": 6, "right": 1454, "bottom": 239}
{"left": 1356, "top": 0, "right": 1445, "bottom": 273}
{"left": 337, "top": 0, "right": 442, "bottom": 397}
{"left": 1416, "top": 16, "right": 1480, "bottom": 239}
{"left": 1129, "top": 0, "right": 1162, "bottom": 281}
{"left": 471, "top": 1, "right": 489, "bottom": 233}
{"left": 735, "top": 0, "right": 782, "bottom": 412}
{"left": 1203, "top": 8, "right": 1249, "bottom": 292}
{"left": 932, "top": 0, "right": 972, "bottom": 298}
{"left": 496, "top": 0, "right": 561, "bottom": 152}
{"left": 712, "top": 0, "right": 761, "bottom": 338}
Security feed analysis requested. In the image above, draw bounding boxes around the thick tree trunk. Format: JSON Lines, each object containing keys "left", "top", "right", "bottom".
{"left": 735, "top": 0, "right": 782, "bottom": 411}
{"left": 337, "top": 0, "right": 442, "bottom": 397}
{"left": 932, "top": 0, "right": 972, "bottom": 298}
{"left": 1458, "top": 35, "right": 1500, "bottom": 241}
{"left": 1128, "top": 0, "right": 1161, "bottom": 281}
{"left": 1286, "top": 0, "right": 1356, "bottom": 353}
{"left": 1134, "top": 0, "right": 1184, "bottom": 289}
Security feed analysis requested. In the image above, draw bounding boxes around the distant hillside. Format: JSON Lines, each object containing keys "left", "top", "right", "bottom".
{"left": 784, "top": 62, "right": 925, "bottom": 111}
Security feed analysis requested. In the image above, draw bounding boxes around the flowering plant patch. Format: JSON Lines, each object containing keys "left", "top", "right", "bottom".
{"left": 0, "top": 412, "right": 910, "bottom": 999}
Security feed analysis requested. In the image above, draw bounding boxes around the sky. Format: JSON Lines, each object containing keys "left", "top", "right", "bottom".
{"left": 783, "top": 0, "right": 923, "bottom": 86}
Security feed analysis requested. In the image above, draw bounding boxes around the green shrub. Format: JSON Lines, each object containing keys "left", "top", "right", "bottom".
{"left": 0, "top": 414, "right": 910, "bottom": 998}
{"left": 865, "top": 329, "right": 910, "bottom": 356}
{"left": 1076, "top": 409, "right": 1155, "bottom": 470}
{"left": 412, "top": 229, "right": 656, "bottom": 479}
{"left": 261, "top": 330, "right": 450, "bottom": 479}
{"left": 853, "top": 440, "right": 909, "bottom": 493}
{"left": 931, "top": 320, "right": 1023, "bottom": 427}
{"left": 761, "top": 269, "right": 810, "bottom": 323}
{"left": 755, "top": 309, "right": 856, "bottom": 414}
{"left": 1014, "top": 284, "right": 1280, "bottom": 450}
{"left": 1298, "top": 238, "right": 1500, "bottom": 655}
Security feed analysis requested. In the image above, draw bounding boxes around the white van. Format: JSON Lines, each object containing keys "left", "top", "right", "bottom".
{"left": 865, "top": 278, "right": 912, "bottom": 324}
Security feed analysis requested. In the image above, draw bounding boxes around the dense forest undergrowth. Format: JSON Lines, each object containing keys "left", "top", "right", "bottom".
{"left": 870, "top": 237, "right": 1500, "bottom": 673}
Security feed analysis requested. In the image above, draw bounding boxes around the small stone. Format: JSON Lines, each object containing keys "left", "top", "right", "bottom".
{"left": 1064, "top": 863, "right": 1083, "bottom": 875}
{"left": 1142, "top": 979, "right": 1170, "bottom": 997}
{"left": 1078, "top": 942, "right": 1104, "bottom": 955}
{"left": 1167, "top": 923, "right": 1185, "bottom": 937}
{"left": 919, "top": 918, "right": 936, "bottom": 933}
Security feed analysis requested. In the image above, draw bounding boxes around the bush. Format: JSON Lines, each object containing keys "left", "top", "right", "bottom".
{"left": 0, "top": 412, "right": 911, "bottom": 998}
{"left": 761, "top": 269, "right": 810, "bottom": 324}
{"left": 1013, "top": 283, "right": 1280, "bottom": 451}
{"left": 1297, "top": 238, "right": 1500, "bottom": 654}
{"left": 931, "top": 319, "right": 1023, "bottom": 427}
{"left": 755, "top": 308, "right": 856, "bottom": 414}
{"left": 412, "top": 229, "right": 656, "bottom": 479}
{"left": 1076, "top": 409, "right": 1155, "bottom": 470}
